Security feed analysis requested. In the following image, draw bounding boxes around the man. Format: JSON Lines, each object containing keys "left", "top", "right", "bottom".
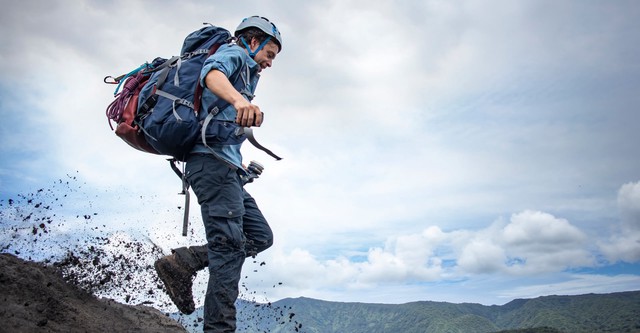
{"left": 154, "top": 16, "right": 282, "bottom": 332}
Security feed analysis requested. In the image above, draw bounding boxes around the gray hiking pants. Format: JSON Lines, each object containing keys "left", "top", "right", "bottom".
{"left": 176, "top": 154, "right": 273, "bottom": 333}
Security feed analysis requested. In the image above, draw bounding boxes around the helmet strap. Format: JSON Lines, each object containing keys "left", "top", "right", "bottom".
{"left": 240, "top": 36, "right": 272, "bottom": 58}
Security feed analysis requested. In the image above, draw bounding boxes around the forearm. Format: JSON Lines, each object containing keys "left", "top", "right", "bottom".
{"left": 203, "top": 69, "right": 263, "bottom": 127}
{"left": 204, "top": 70, "right": 245, "bottom": 107}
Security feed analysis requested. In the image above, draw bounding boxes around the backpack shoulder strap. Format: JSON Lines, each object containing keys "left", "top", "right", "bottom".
{"left": 194, "top": 43, "right": 226, "bottom": 113}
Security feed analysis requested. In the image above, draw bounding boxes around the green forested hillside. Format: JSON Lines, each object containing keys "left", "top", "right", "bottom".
{"left": 258, "top": 291, "right": 640, "bottom": 333}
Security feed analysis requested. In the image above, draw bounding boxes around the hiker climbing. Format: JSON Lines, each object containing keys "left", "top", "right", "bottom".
{"left": 104, "top": 14, "right": 283, "bottom": 333}
{"left": 149, "top": 16, "right": 283, "bottom": 333}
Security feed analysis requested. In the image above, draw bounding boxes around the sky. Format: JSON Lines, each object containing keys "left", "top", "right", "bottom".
{"left": 1, "top": 0, "right": 639, "bottom": 307}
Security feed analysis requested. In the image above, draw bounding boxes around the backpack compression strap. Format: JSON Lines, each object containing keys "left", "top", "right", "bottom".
{"left": 241, "top": 127, "right": 282, "bottom": 160}
{"left": 200, "top": 112, "right": 282, "bottom": 167}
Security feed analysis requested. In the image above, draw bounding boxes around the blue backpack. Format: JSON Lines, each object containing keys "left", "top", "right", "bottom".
{"left": 137, "top": 25, "right": 236, "bottom": 161}
{"left": 105, "top": 25, "right": 231, "bottom": 160}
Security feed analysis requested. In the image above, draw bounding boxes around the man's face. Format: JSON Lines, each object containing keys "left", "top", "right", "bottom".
{"left": 251, "top": 39, "right": 279, "bottom": 73}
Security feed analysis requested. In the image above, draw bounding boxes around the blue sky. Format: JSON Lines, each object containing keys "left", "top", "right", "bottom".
{"left": 1, "top": 0, "right": 639, "bottom": 308}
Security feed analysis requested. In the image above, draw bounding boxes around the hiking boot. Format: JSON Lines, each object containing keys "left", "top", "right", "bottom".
{"left": 154, "top": 254, "right": 196, "bottom": 314}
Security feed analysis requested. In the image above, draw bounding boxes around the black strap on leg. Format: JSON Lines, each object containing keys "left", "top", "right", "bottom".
{"left": 169, "top": 159, "right": 191, "bottom": 236}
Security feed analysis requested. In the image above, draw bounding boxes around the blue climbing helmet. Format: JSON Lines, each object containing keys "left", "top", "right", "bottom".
{"left": 235, "top": 16, "right": 282, "bottom": 57}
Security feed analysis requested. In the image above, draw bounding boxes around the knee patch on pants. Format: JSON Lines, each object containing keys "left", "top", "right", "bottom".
{"left": 204, "top": 212, "right": 246, "bottom": 252}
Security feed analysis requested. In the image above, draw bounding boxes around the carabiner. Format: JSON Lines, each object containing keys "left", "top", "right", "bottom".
{"left": 104, "top": 76, "right": 119, "bottom": 84}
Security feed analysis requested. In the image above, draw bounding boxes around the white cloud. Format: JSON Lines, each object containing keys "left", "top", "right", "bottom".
{"left": 458, "top": 239, "right": 506, "bottom": 274}
{"left": 598, "top": 181, "right": 640, "bottom": 263}
{"left": 497, "top": 274, "right": 640, "bottom": 301}
{"left": 618, "top": 181, "right": 640, "bottom": 232}
{"left": 241, "top": 209, "right": 596, "bottom": 298}
{"left": 503, "top": 211, "right": 587, "bottom": 247}
{"left": 501, "top": 211, "right": 592, "bottom": 273}
{"left": 452, "top": 210, "right": 593, "bottom": 275}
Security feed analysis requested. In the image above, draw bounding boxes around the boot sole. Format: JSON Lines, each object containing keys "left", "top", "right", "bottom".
{"left": 154, "top": 259, "right": 196, "bottom": 314}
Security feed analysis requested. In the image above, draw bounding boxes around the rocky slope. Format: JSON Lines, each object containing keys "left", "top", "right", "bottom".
{"left": 0, "top": 253, "right": 186, "bottom": 333}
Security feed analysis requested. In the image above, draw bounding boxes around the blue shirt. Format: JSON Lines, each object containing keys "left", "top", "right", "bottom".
{"left": 191, "top": 43, "right": 261, "bottom": 172}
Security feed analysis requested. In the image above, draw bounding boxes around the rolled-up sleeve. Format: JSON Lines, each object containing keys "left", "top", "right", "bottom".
{"left": 200, "top": 45, "right": 245, "bottom": 87}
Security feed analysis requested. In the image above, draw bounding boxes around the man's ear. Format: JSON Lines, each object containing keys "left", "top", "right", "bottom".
{"left": 249, "top": 37, "right": 260, "bottom": 51}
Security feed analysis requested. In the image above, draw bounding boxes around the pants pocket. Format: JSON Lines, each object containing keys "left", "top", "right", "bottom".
{"left": 205, "top": 213, "right": 246, "bottom": 252}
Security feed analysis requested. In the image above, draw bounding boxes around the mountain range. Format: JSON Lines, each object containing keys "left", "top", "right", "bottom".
{"left": 221, "top": 291, "right": 640, "bottom": 333}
